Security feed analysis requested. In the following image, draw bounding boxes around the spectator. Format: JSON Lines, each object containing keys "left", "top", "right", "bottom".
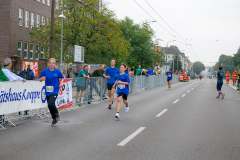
{"left": 67, "top": 63, "right": 76, "bottom": 78}
{"left": 75, "top": 64, "right": 90, "bottom": 104}
{"left": 0, "top": 58, "right": 26, "bottom": 82}
{"left": 0, "top": 58, "right": 26, "bottom": 123}
{"left": 148, "top": 67, "right": 153, "bottom": 75}
{"left": 132, "top": 67, "right": 135, "bottom": 75}
{"left": 156, "top": 68, "right": 161, "bottom": 75}
{"left": 129, "top": 68, "right": 134, "bottom": 93}
{"left": 174, "top": 70, "right": 179, "bottom": 75}
{"left": 19, "top": 62, "right": 35, "bottom": 115}
{"left": 136, "top": 65, "right": 142, "bottom": 75}
{"left": 125, "top": 66, "right": 129, "bottom": 74}
{"left": 62, "top": 68, "right": 67, "bottom": 78}
{"left": 91, "top": 64, "right": 106, "bottom": 99}
{"left": 19, "top": 62, "right": 35, "bottom": 80}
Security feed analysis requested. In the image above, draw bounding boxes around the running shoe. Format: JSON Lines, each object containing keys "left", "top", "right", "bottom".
{"left": 51, "top": 120, "right": 57, "bottom": 127}
{"left": 115, "top": 113, "right": 120, "bottom": 118}
{"left": 221, "top": 94, "right": 225, "bottom": 99}
{"left": 108, "top": 104, "right": 112, "bottom": 109}
{"left": 216, "top": 96, "right": 220, "bottom": 98}
{"left": 76, "top": 101, "right": 80, "bottom": 105}
{"left": 125, "top": 104, "right": 129, "bottom": 112}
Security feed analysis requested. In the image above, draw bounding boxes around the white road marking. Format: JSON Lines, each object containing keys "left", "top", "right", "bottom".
{"left": 187, "top": 90, "right": 190, "bottom": 92}
{"left": 156, "top": 109, "right": 168, "bottom": 117}
{"left": 118, "top": 127, "right": 146, "bottom": 146}
{"left": 182, "top": 94, "right": 186, "bottom": 97}
{"left": 191, "top": 88, "right": 194, "bottom": 90}
{"left": 173, "top": 99, "right": 180, "bottom": 104}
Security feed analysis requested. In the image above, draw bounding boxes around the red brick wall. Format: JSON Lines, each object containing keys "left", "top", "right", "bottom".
{"left": 8, "top": 0, "right": 51, "bottom": 74}
{"left": 0, "top": 0, "right": 11, "bottom": 60}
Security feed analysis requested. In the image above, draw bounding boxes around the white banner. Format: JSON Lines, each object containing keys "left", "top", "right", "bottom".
{"left": 55, "top": 79, "right": 73, "bottom": 109}
{"left": 74, "top": 45, "right": 84, "bottom": 62}
{"left": 0, "top": 81, "right": 47, "bottom": 115}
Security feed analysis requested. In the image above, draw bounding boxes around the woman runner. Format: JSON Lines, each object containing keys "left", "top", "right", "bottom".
{"left": 39, "top": 58, "right": 64, "bottom": 126}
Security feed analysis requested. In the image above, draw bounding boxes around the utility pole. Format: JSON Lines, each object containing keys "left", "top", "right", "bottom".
{"left": 49, "top": 0, "right": 55, "bottom": 58}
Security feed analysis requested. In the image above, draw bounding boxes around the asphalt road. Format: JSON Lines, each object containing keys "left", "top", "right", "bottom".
{"left": 1, "top": 78, "right": 240, "bottom": 160}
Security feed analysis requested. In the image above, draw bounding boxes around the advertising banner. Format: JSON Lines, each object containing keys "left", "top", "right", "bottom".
{"left": 55, "top": 79, "right": 72, "bottom": 109}
{"left": 22, "top": 61, "right": 38, "bottom": 76}
{"left": 0, "top": 81, "right": 47, "bottom": 115}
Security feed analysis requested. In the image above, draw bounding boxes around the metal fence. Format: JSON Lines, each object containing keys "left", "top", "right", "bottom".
{"left": 0, "top": 75, "right": 179, "bottom": 129}
{"left": 72, "top": 75, "right": 179, "bottom": 104}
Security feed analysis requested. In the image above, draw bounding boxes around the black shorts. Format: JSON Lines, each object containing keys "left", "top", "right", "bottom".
{"left": 117, "top": 93, "right": 128, "bottom": 100}
{"left": 107, "top": 83, "right": 116, "bottom": 90}
{"left": 167, "top": 79, "right": 172, "bottom": 82}
{"left": 77, "top": 85, "right": 86, "bottom": 92}
{"left": 216, "top": 83, "right": 223, "bottom": 91}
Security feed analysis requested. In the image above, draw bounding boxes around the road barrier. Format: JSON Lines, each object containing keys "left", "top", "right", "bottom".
{"left": 0, "top": 75, "right": 179, "bottom": 129}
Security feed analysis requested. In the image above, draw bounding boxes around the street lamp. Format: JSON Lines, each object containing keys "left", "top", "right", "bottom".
{"left": 59, "top": 11, "right": 66, "bottom": 72}
{"left": 165, "top": 40, "right": 176, "bottom": 71}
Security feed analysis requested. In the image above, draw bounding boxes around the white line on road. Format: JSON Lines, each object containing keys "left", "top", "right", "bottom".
{"left": 173, "top": 99, "right": 180, "bottom": 104}
{"left": 156, "top": 109, "right": 168, "bottom": 117}
{"left": 118, "top": 127, "right": 146, "bottom": 146}
{"left": 191, "top": 88, "right": 194, "bottom": 90}
{"left": 187, "top": 90, "right": 190, "bottom": 92}
{"left": 182, "top": 94, "right": 186, "bottom": 97}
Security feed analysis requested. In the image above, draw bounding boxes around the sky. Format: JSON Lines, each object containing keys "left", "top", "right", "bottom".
{"left": 105, "top": 0, "right": 240, "bottom": 66}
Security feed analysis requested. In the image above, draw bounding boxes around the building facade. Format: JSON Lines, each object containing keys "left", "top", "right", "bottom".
{"left": 161, "top": 45, "right": 185, "bottom": 72}
{"left": 0, "top": 0, "right": 52, "bottom": 76}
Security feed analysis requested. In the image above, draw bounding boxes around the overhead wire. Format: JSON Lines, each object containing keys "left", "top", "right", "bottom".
{"left": 145, "top": 0, "right": 188, "bottom": 44}
{"left": 133, "top": 0, "right": 187, "bottom": 45}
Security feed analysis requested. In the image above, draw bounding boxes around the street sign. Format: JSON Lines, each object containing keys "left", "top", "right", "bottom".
{"left": 74, "top": 45, "right": 84, "bottom": 62}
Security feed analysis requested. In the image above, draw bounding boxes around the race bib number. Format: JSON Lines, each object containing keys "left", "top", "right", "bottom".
{"left": 168, "top": 75, "right": 171, "bottom": 77}
{"left": 46, "top": 86, "right": 54, "bottom": 92}
{"left": 118, "top": 84, "right": 125, "bottom": 89}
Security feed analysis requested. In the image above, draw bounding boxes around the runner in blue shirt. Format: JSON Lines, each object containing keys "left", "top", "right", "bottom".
{"left": 39, "top": 58, "right": 64, "bottom": 126}
{"left": 215, "top": 66, "right": 225, "bottom": 99}
{"left": 165, "top": 69, "right": 173, "bottom": 89}
{"left": 103, "top": 59, "right": 120, "bottom": 109}
{"left": 113, "top": 63, "right": 130, "bottom": 118}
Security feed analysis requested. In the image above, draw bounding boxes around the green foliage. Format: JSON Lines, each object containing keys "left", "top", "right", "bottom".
{"left": 193, "top": 61, "right": 205, "bottom": 74}
{"left": 218, "top": 54, "right": 235, "bottom": 74}
{"left": 170, "top": 53, "right": 182, "bottom": 72}
{"left": 119, "top": 17, "right": 161, "bottom": 68}
{"left": 233, "top": 50, "right": 240, "bottom": 70}
{"left": 30, "top": 0, "right": 131, "bottom": 65}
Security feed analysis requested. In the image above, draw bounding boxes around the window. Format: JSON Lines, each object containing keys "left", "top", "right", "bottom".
{"left": 18, "top": 41, "right": 22, "bottom": 56}
{"left": 42, "top": 16, "right": 45, "bottom": 26}
{"left": 30, "top": 44, "right": 34, "bottom": 59}
{"left": 168, "top": 56, "right": 170, "bottom": 58}
{"left": 36, "top": 44, "right": 39, "bottom": 60}
{"left": 41, "top": 46, "right": 44, "bottom": 58}
{"left": 47, "top": 0, "right": 50, "bottom": 6}
{"left": 25, "top": 11, "right": 29, "bottom": 28}
{"left": 19, "top": 8, "right": 23, "bottom": 26}
{"left": 31, "top": 13, "right": 34, "bottom": 28}
{"left": 42, "top": 0, "right": 45, "bottom": 4}
{"left": 36, "top": 15, "right": 40, "bottom": 27}
{"left": 24, "top": 42, "right": 28, "bottom": 59}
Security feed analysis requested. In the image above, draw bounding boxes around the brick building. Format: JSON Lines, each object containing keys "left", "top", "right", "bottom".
{"left": 0, "top": 0, "right": 52, "bottom": 76}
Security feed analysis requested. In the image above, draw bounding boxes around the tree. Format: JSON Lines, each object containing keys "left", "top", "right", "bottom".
{"left": 233, "top": 50, "right": 240, "bottom": 70}
{"left": 170, "top": 53, "right": 182, "bottom": 72}
{"left": 193, "top": 61, "right": 205, "bottom": 74}
{"left": 30, "top": 0, "right": 131, "bottom": 66}
{"left": 119, "top": 17, "right": 157, "bottom": 68}
{"left": 218, "top": 54, "right": 235, "bottom": 74}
